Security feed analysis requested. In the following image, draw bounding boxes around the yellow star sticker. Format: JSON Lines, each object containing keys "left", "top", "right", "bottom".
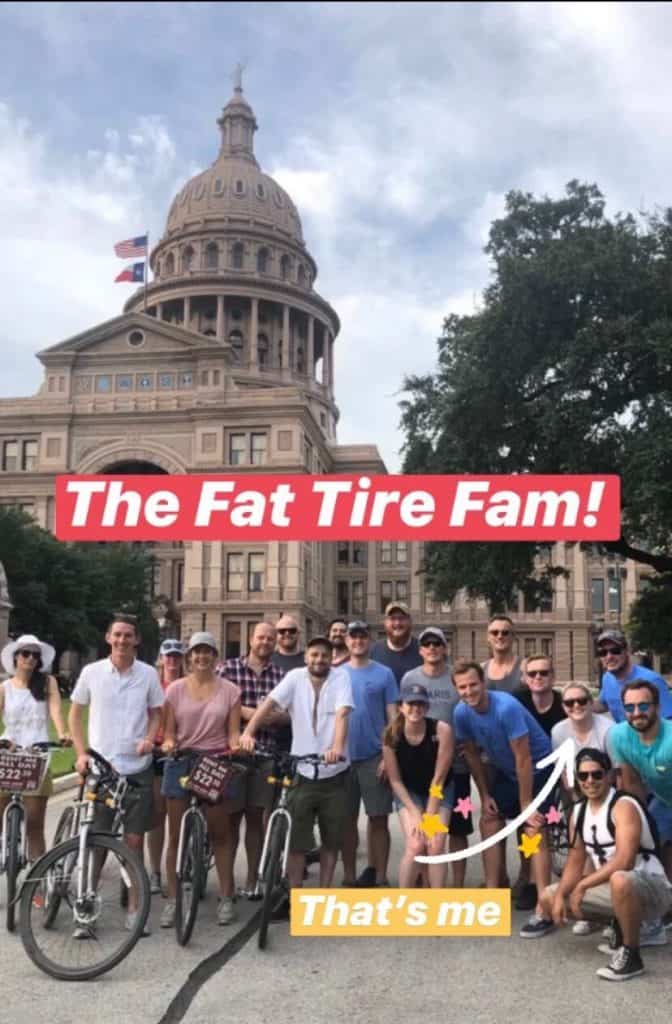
{"left": 429, "top": 783, "right": 444, "bottom": 800}
{"left": 518, "top": 832, "right": 542, "bottom": 859}
{"left": 420, "top": 813, "right": 449, "bottom": 840}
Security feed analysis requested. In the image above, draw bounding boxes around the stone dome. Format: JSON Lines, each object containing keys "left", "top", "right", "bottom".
{"left": 163, "top": 83, "right": 304, "bottom": 246}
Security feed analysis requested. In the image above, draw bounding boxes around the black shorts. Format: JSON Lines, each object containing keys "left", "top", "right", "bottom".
{"left": 450, "top": 773, "right": 474, "bottom": 837}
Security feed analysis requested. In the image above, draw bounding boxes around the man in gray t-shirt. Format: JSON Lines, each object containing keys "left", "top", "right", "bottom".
{"left": 400, "top": 627, "right": 472, "bottom": 885}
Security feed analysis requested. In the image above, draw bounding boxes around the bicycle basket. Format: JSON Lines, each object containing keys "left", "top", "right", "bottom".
{"left": 186, "top": 755, "right": 242, "bottom": 804}
{"left": 0, "top": 749, "right": 48, "bottom": 792}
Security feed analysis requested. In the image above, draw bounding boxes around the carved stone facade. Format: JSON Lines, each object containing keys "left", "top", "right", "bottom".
{"left": 0, "top": 83, "right": 652, "bottom": 678}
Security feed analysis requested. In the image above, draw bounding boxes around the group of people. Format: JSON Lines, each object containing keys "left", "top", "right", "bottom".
{"left": 1, "top": 606, "right": 672, "bottom": 980}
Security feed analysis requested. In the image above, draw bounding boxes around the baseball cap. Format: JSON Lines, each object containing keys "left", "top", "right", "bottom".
{"left": 347, "top": 620, "right": 370, "bottom": 635}
{"left": 418, "top": 627, "right": 447, "bottom": 646}
{"left": 186, "top": 631, "right": 218, "bottom": 654}
{"left": 385, "top": 601, "right": 410, "bottom": 617}
{"left": 160, "top": 638, "right": 184, "bottom": 656}
{"left": 597, "top": 629, "right": 626, "bottom": 649}
{"left": 306, "top": 635, "right": 333, "bottom": 650}
{"left": 400, "top": 681, "right": 430, "bottom": 705}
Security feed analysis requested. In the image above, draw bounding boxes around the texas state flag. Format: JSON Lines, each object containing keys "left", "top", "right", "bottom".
{"left": 114, "top": 262, "right": 145, "bottom": 283}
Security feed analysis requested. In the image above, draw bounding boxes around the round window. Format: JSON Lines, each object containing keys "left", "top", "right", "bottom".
{"left": 128, "top": 330, "right": 145, "bottom": 347}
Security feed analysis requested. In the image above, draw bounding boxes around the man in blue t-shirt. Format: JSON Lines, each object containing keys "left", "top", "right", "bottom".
{"left": 594, "top": 629, "right": 672, "bottom": 723}
{"left": 341, "top": 621, "right": 399, "bottom": 887}
{"left": 452, "top": 659, "right": 555, "bottom": 937}
{"left": 610, "top": 680, "right": 672, "bottom": 882}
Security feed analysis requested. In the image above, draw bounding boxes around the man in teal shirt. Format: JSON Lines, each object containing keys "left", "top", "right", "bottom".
{"left": 611, "top": 680, "right": 672, "bottom": 888}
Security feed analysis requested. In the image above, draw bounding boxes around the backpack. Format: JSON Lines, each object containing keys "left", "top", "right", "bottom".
{"left": 572, "top": 790, "right": 662, "bottom": 865}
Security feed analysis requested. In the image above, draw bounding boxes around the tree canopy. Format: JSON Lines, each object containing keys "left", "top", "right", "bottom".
{"left": 0, "top": 507, "right": 158, "bottom": 663}
{"left": 401, "top": 181, "right": 672, "bottom": 620}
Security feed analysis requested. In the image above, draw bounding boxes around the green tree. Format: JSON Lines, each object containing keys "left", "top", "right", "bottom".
{"left": 401, "top": 181, "right": 672, "bottom": 612}
{"left": 0, "top": 507, "right": 157, "bottom": 661}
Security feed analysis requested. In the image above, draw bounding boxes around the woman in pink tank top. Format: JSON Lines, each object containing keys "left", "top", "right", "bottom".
{"left": 160, "top": 632, "right": 242, "bottom": 928}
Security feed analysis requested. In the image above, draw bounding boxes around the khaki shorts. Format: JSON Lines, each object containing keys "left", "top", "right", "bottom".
{"left": 346, "top": 755, "right": 392, "bottom": 817}
{"left": 0, "top": 766, "right": 54, "bottom": 800}
{"left": 286, "top": 770, "right": 350, "bottom": 853}
{"left": 94, "top": 766, "right": 154, "bottom": 837}
{"left": 546, "top": 871, "right": 672, "bottom": 922}
{"left": 241, "top": 757, "right": 276, "bottom": 812}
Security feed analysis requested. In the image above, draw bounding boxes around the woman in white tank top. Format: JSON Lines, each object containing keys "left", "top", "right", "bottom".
{"left": 0, "top": 634, "right": 70, "bottom": 862}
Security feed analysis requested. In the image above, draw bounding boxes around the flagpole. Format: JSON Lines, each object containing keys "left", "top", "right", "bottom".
{"left": 143, "top": 229, "right": 149, "bottom": 312}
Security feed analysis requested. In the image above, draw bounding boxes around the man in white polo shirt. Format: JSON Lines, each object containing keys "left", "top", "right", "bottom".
{"left": 69, "top": 613, "right": 164, "bottom": 933}
{"left": 240, "top": 635, "right": 353, "bottom": 903}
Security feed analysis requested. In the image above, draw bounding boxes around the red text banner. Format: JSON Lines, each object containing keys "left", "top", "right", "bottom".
{"left": 55, "top": 474, "right": 620, "bottom": 542}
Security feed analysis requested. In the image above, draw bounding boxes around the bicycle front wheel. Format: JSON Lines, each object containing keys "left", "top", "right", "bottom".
{"left": 175, "top": 811, "right": 205, "bottom": 946}
{"left": 19, "top": 834, "right": 150, "bottom": 981}
{"left": 5, "top": 803, "right": 23, "bottom": 932}
{"left": 258, "top": 817, "right": 287, "bottom": 950}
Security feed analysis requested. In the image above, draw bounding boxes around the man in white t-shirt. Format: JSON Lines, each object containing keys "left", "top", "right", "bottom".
{"left": 533, "top": 748, "right": 672, "bottom": 981}
{"left": 240, "top": 635, "right": 353, "bottom": 901}
{"left": 69, "top": 614, "right": 164, "bottom": 934}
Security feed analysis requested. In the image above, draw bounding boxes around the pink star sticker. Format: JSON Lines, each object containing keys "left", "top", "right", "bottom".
{"left": 455, "top": 796, "right": 473, "bottom": 819}
{"left": 545, "top": 805, "right": 563, "bottom": 825}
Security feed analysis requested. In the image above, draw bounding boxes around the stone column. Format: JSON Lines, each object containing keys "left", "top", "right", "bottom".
{"left": 156, "top": 302, "right": 164, "bottom": 321}
{"left": 328, "top": 334, "right": 335, "bottom": 395}
{"left": 216, "top": 295, "right": 225, "bottom": 341}
{"left": 184, "top": 296, "right": 191, "bottom": 330}
{"left": 307, "top": 316, "right": 315, "bottom": 380}
{"left": 283, "top": 304, "right": 291, "bottom": 370}
{"left": 249, "top": 296, "right": 259, "bottom": 368}
{"left": 266, "top": 542, "right": 281, "bottom": 601}
{"left": 572, "top": 543, "right": 586, "bottom": 612}
{"left": 554, "top": 542, "right": 567, "bottom": 611}
{"left": 366, "top": 541, "right": 378, "bottom": 619}
{"left": 322, "top": 329, "right": 331, "bottom": 390}
{"left": 207, "top": 542, "right": 222, "bottom": 601}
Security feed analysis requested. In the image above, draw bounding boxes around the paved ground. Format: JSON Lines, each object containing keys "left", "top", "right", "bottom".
{"left": 1, "top": 789, "right": 669, "bottom": 1023}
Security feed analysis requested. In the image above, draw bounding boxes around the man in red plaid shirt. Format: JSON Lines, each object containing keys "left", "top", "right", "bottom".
{"left": 217, "top": 621, "right": 288, "bottom": 898}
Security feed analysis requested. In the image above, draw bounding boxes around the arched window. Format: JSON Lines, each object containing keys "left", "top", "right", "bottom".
{"left": 280, "top": 254, "right": 290, "bottom": 280}
{"left": 182, "top": 246, "right": 194, "bottom": 273}
{"left": 232, "top": 242, "right": 244, "bottom": 270}
{"left": 165, "top": 252, "right": 175, "bottom": 275}
{"left": 258, "top": 333, "right": 269, "bottom": 368}
{"left": 297, "top": 264, "right": 306, "bottom": 287}
{"left": 156, "top": 260, "right": 162, "bottom": 278}
{"left": 257, "top": 248, "right": 269, "bottom": 274}
{"left": 205, "top": 242, "right": 218, "bottom": 270}
{"left": 228, "top": 329, "right": 244, "bottom": 363}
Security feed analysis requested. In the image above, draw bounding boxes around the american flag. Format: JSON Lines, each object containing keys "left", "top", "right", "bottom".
{"left": 114, "top": 234, "right": 148, "bottom": 259}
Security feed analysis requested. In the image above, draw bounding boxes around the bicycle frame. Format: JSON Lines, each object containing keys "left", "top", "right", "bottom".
{"left": 258, "top": 804, "right": 292, "bottom": 884}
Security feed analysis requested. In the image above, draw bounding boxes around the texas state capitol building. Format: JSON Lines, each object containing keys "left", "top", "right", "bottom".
{"left": 0, "top": 83, "right": 648, "bottom": 681}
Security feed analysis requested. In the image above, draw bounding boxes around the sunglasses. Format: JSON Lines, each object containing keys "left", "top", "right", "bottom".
{"left": 277, "top": 628, "right": 298, "bottom": 636}
{"left": 527, "top": 669, "right": 550, "bottom": 678}
{"left": 421, "top": 639, "right": 444, "bottom": 648}
{"left": 563, "top": 696, "right": 590, "bottom": 708}
{"left": 17, "top": 649, "right": 40, "bottom": 659}
{"left": 489, "top": 629, "right": 511, "bottom": 638}
{"left": 577, "top": 769, "right": 606, "bottom": 782}
{"left": 623, "top": 702, "right": 652, "bottom": 714}
{"left": 597, "top": 646, "right": 624, "bottom": 657}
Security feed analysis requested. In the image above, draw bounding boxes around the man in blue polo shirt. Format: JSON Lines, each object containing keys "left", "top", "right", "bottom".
{"left": 594, "top": 629, "right": 672, "bottom": 723}
{"left": 452, "top": 659, "right": 555, "bottom": 939}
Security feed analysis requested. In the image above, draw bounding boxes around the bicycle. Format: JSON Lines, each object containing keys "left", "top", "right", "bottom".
{"left": 167, "top": 748, "right": 248, "bottom": 947}
{"left": 253, "top": 746, "right": 334, "bottom": 951}
{"left": 0, "top": 739, "right": 62, "bottom": 932}
{"left": 18, "top": 746, "right": 151, "bottom": 981}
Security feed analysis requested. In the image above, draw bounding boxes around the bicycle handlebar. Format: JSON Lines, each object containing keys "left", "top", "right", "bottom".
{"left": 0, "top": 739, "right": 65, "bottom": 753}
{"left": 84, "top": 747, "right": 141, "bottom": 788}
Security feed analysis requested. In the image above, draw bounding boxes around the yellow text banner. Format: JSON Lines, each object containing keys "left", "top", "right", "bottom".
{"left": 290, "top": 888, "right": 510, "bottom": 937}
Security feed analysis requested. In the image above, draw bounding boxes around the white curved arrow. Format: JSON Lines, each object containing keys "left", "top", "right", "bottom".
{"left": 416, "top": 737, "right": 576, "bottom": 865}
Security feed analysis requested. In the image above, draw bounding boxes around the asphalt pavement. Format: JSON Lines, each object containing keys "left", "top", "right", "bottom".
{"left": 0, "top": 789, "right": 669, "bottom": 1024}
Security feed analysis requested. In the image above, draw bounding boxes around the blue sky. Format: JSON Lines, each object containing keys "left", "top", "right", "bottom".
{"left": 2, "top": 1, "right": 672, "bottom": 469}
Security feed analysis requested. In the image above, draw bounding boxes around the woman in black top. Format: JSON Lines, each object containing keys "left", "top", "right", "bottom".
{"left": 382, "top": 681, "right": 454, "bottom": 887}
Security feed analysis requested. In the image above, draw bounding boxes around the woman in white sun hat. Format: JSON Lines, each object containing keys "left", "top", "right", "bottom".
{"left": 0, "top": 634, "right": 70, "bottom": 862}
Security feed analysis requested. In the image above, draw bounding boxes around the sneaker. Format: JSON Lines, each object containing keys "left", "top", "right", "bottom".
{"left": 596, "top": 945, "right": 645, "bottom": 982}
{"left": 354, "top": 866, "right": 377, "bottom": 888}
{"left": 520, "top": 914, "right": 554, "bottom": 939}
{"left": 305, "top": 847, "right": 321, "bottom": 866}
{"left": 514, "top": 883, "right": 538, "bottom": 912}
{"left": 598, "top": 919, "right": 622, "bottom": 952}
{"left": 149, "top": 871, "right": 162, "bottom": 895}
{"left": 125, "top": 911, "right": 151, "bottom": 937}
{"left": 572, "top": 920, "right": 593, "bottom": 936}
{"left": 73, "top": 924, "right": 96, "bottom": 940}
{"left": 640, "top": 919, "right": 668, "bottom": 947}
{"left": 160, "top": 901, "right": 176, "bottom": 928}
{"left": 217, "top": 896, "right": 237, "bottom": 925}
{"left": 237, "top": 884, "right": 262, "bottom": 901}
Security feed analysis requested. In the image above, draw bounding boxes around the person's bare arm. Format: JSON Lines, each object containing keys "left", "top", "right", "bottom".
{"left": 427, "top": 722, "right": 455, "bottom": 814}
{"left": 69, "top": 702, "right": 89, "bottom": 774}
{"left": 161, "top": 703, "right": 178, "bottom": 752}
{"left": 228, "top": 701, "right": 241, "bottom": 751}
{"left": 240, "top": 696, "right": 282, "bottom": 749}
{"left": 619, "top": 761, "right": 648, "bottom": 804}
{"left": 510, "top": 734, "right": 536, "bottom": 825}
{"left": 325, "top": 706, "right": 350, "bottom": 763}
{"left": 47, "top": 676, "right": 69, "bottom": 741}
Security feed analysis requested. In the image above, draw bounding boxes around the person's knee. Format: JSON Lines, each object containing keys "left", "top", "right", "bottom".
{"left": 610, "top": 871, "right": 632, "bottom": 897}
{"left": 480, "top": 815, "right": 502, "bottom": 838}
{"left": 369, "top": 815, "right": 389, "bottom": 833}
